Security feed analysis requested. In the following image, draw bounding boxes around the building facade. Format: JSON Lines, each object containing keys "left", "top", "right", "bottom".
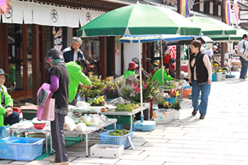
{"left": 0, "top": 0, "right": 131, "bottom": 102}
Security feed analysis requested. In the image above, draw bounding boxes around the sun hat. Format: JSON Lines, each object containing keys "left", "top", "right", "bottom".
{"left": 128, "top": 61, "right": 138, "bottom": 70}
{"left": 0, "top": 68, "right": 10, "bottom": 79}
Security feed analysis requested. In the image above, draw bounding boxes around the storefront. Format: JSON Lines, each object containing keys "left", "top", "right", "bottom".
{"left": 0, "top": 0, "right": 130, "bottom": 102}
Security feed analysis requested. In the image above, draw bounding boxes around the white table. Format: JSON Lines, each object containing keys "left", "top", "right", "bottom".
{"left": 10, "top": 119, "right": 117, "bottom": 157}
{"left": 101, "top": 103, "right": 150, "bottom": 131}
{"left": 64, "top": 118, "right": 117, "bottom": 156}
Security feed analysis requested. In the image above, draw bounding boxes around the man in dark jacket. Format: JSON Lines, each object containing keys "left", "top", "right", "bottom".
{"left": 62, "top": 37, "right": 85, "bottom": 63}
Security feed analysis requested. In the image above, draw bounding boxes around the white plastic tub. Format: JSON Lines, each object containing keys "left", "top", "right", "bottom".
{"left": 90, "top": 144, "right": 124, "bottom": 158}
{"left": 153, "top": 109, "right": 174, "bottom": 124}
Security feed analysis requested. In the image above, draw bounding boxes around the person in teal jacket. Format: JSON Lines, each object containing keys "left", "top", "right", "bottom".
{"left": 66, "top": 59, "right": 92, "bottom": 105}
{"left": 152, "top": 65, "right": 174, "bottom": 85}
{"left": 0, "top": 69, "right": 20, "bottom": 126}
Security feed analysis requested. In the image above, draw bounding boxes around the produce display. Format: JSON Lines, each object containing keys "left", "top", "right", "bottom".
{"left": 78, "top": 114, "right": 107, "bottom": 126}
{"left": 80, "top": 76, "right": 105, "bottom": 98}
{"left": 88, "top": 96, "right": 106, "bottom": 106}
{"left": 163, "top": 82, "right": 177, "bottom": 89}
{"left": 109, "top": 129, "right": 129, "bottom": 136}
{"left": 115, "top": 103, "right": 140, "bottom": 112}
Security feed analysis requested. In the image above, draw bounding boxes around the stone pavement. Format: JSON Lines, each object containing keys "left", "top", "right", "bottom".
{"left": 2, "top": 71, "right": 248, "bottom": 165}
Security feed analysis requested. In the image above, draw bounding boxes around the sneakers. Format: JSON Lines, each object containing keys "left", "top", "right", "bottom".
{"left": 192, "top": 109, "right": 198, "bottom": 116}
{"left": 199, "top": 115, "right": 205, "bottom": 119}
{"left": 50, "top": 158, "right": 55, "bottom": 163}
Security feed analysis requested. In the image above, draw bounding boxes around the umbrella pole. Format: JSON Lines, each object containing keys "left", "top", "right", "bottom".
{"left": 161, "top": 40, "right": 164, "bottom": 84}
{"left": 139, "top": 35, "right": 144, "bottom": 123}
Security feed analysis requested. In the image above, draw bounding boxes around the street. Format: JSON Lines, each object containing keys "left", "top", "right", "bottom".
{"left": 2, "top": 71, "right": 248, "bottom": 165}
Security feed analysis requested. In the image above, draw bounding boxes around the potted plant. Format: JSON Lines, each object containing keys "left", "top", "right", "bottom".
{"left": 156, "top": 93, "right": 170, "bottom": 109}
{"left": 103, "top": 81, "right": 118, "bottom": 100}
{"left": 88, "top": 96, "right": 106, "bottom": 106}
{"left": 165, "top": 88, "right": 180, "bottom": 104}
{"left": 122, "top": 76, "right": 160, "bottom": 102}
{"left": 221, "top": 67, "right": 229, "bottom": 80}
{"left": 80, "top": 76, "right": 105, "bottom": 100}
{"left": 170, "top": 101, "right": 181, "bottom": 120}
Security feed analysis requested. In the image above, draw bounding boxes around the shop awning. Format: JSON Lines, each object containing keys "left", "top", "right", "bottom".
{"left": 1, "top": 1, "right": 105, "bottom": 28}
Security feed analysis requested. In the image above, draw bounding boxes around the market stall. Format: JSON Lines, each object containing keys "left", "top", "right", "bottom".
{"left": 9, "top": 117, "right": 117, "bottom": 157}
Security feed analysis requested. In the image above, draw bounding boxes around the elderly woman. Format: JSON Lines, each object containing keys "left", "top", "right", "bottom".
{"left": 46, "top": 48, "right": 69, "bottom": 164}
{"left": 0, "top": 69, "right": 20, "bottom": 126}
{"left": 188, "top": 40, "right": 212, "bottom": 119}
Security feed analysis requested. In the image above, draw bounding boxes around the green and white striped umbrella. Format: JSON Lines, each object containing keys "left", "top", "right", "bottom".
{"left": 78, "top": 3, "right": 201, "bottom": 37}
{"left": 188, "top": 16, "right": 236, "bottom": 36}
{"left": 209, "top": 29, "right": 247, "bottom": 42}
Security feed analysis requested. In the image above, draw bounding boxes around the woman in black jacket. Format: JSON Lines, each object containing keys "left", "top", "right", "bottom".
{"left": 188, "top": 40, "right": 212, "bottom": 119}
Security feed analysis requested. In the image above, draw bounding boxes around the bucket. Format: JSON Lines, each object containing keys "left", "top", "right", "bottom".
{"left": 164, "top": 97, "right": 177, "bottom": 104}
{"left": 212, "top": 73, "right": 217, "bottom": 82}
{"left": 216, "top": 72, "right": 222, "bottom": 81}
{"left": 183, "top": 89, "right": 192, "bottom": 98}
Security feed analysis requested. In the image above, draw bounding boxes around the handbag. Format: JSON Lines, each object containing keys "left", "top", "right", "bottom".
{"left": 239, "top": 41, "right": 248, "bottom": 61}
{"left": 42, "top": 98, "right": 55, "bottom": 121}
{"left": 36, "top": 83, "right": 55, "bottom": 121}
{"left": 37, "top": 98, "right": 55, "bottom": 121}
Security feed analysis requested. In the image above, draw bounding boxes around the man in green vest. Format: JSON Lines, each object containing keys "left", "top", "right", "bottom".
{"left": 152, "top": 64, "right": 174, "bottom": 85}
{"left": 124, "top": 61, "right": 138, "bottom": 85}
{"left": 66, "top": 59, "right": 92, "bottom": 105}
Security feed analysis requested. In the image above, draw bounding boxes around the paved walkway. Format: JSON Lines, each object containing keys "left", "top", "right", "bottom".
{"left": 2, "top": 71, "right": 248, "bottom": 165}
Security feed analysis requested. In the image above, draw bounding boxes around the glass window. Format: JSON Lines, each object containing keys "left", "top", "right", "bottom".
{"left": 8, "top": 24, "right": 24, "bottom": 92}
{"left": 81, "top": 37, "right": 100, "bottom": 63}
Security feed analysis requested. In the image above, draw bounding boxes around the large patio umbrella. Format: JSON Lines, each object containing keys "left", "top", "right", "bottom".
{"left": 77, "top": 3, "right": 202, "bottom": 130}
{"left": 209, "top": 29, "right": 248, "bottom": 42}
{"left": 78, "top": 4, "right": 201, "bottom": 37}
{"left": 188, "top": 16, "right": 237, "bottom": 36}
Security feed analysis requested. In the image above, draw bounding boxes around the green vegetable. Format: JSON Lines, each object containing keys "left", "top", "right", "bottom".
{"left": 115, "top": 103, "right": 134, "bottom": 112}
{"left": 109, "top": 129, "right": 130, "bottom": 136}
{"left": 83, "top": 121, "right": 91, "bottom": 126}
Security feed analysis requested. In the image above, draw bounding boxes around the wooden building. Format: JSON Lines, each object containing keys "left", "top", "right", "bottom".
{"left": 0, "top": 0, "right": 132, "bottom": 102}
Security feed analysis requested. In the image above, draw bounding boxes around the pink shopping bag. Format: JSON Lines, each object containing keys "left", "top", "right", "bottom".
{"left": 37, "top": 83, "right": 54, "bottom": 121}
{"left": 42, "top": 98, "right": 55, "bottom": 121}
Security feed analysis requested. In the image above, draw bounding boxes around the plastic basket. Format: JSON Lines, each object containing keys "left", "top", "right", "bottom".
{"left": 99, "top": 130, "right": 134, "bottom": 149}
{"left": 105, "top": 124, "right": 124, "bottom": 130}
{"left": 0, "top": 137, "right": 44, "bottom": 161}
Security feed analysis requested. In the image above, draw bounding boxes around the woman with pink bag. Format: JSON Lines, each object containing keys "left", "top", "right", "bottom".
{"left": 45, "top": 48, "right": 69, "bottom": 165}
